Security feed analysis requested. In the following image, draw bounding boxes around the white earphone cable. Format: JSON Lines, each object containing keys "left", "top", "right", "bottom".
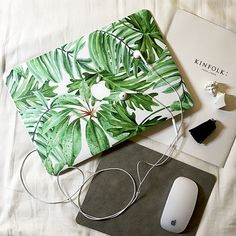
{"left": 55, "top": 50, "right": 184, "bottom": 220}
{"left": 20, "top": 151, "right": 85, "bottom": 205}
{"left": 20, "top": 49, "right": 184, "bottom": 220}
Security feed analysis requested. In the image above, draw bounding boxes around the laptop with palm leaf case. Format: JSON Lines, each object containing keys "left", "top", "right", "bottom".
{"left": 3, "top": 9, "right": 193, "bottom": 175}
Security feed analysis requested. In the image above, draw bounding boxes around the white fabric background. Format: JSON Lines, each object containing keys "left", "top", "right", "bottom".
{"left": 1, "top": 0, "right": 236, "bottom": 235}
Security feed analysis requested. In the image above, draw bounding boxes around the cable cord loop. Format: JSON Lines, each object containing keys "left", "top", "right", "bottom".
{"left": 20, "top": 50, "right": 183, "bottom": 220}
{"left": 20, "top": 151, "right": 85, "bottom": 205}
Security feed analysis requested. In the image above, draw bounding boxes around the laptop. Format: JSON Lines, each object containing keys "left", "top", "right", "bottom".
{"left": 3, "top": 9, "right": 193, "bottom": 175}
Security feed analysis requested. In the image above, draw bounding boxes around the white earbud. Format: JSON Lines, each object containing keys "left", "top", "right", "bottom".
{"left": 133, "top": 50, "right": 141, "bottom": 59}
{"left": 119, "top": 92, "right": 128, "bottom": 101}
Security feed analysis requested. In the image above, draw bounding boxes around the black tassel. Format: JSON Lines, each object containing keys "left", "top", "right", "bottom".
{"left": 189, "top": 119, "right": 216, "bottom": 144}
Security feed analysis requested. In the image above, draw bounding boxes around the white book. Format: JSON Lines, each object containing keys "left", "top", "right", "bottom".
{"left": 146, "top": 9, "right": 236, "bottom": 167}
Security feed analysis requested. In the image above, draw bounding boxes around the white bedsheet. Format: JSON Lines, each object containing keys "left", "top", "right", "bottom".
{"left": 1, "top": 0, "right": 236, "bottom": 235}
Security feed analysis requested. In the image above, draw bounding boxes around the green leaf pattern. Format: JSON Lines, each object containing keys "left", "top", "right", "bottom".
{"left": 3, "top": 10, "right": 193, "bottom": 175}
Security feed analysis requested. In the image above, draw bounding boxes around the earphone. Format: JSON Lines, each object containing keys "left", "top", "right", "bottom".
{"left": 20, "top": 49, "right": 184, "bottom": 220}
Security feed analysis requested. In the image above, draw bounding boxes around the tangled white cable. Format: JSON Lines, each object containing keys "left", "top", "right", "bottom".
{"left": 55, "top": 50, "right": 184, "bottom": 220}
{"left": 57, "top": 167, "right": 138, "bottom": 220}
{"left": 20, "top": 151, "right": 85, "bottom": 205}
{"left": 20, "top": 49, "right": 184, "bottom": 220}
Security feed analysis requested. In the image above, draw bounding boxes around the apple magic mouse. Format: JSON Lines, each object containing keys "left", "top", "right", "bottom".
{"left": 160, "top": 176, "right": 198, "bottom": 233}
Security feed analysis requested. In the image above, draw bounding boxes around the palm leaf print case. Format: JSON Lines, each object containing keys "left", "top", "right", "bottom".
{"left": 3, "top": 10, "right": 193, "bottom": 175}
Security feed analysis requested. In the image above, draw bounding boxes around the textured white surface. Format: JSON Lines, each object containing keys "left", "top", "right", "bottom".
{"left": 1, "top": 0, "right": 236, "bottom": 235}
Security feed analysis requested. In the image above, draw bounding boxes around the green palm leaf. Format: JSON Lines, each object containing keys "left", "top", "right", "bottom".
{"left": 21, "top": 92, "right": 84, "bottom": 174}
{"left": 89, "top": 30, "right": 134, "bottom": 75}
{"left": 97, "top": 103, "right": 167, "bottom": 141}
{"left": 61, "top": 118, "right": 82, "bottom": 166}
{"left": 42, "top": 108, "right": 73, "bottom": 134}
{"left": 27, "top": 51, "right": 62, "bottom": 83}
{"left": 86, "top": 119, "right": 110, "bottom": 155}
{"left": 5, "top": 67, "right": 57, "bottom": 111}
{"left": 4, "top": 9, "right": 194, "bottom": 176}
{"left": 27, "top": 37, "right": 86, "bottom": 82}
{"left": 104, "top": 92, "right": 158, "bottom": 111}
{"left": 125, "top": 9, "right": 164, "bottom": 63}
{"left": 125, "top": 92, "right": 158, "bottom": 111}
{"left": 68, "top": 11, "right": 157, "bottom": 97}
{"left": 31, "top": 107, "right": 82, "bottom": 174}
{"left": 22, "top": 108, "right": 60, "bottom": 175}
{"left": 170, "top": 90, "right": 194, "bottom": 111}
{"left": 67, "top": 72, "right": 99, "bottom": 94}
{"left": 141, "top": 116, "right": 168, "bottom": 128}
{"left": 97, "top": 103, "right": 138, "bottom": 139}
{"left": 50, "top": 94, "right": 83, "bottom": 108}
{"left": 147, "top": 49, "right": 181, "bottom": 87}
{"left": 162, "top": 81, "right": 182, "bottom": 94}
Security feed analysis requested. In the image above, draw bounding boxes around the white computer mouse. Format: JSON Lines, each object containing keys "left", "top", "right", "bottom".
{"left": 160, "top": 176, "right": 198, "bottom": 233}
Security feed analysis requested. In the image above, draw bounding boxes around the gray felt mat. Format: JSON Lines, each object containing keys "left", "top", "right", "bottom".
{"left": 76, "top": 141, "right": 216, "bottom": 236}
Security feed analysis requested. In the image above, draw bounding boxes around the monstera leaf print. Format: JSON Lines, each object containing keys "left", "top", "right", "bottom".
{"left": 124, "top": 9, "right": 165, "bottom": 63}
{"left": 27, "top": 37, "right": 86, "bottom": 82}
{"left": 5, "top": 66, "right": 57, "bottom": 111}
{"left": 146, "top": 48, "right": 194, "bottom": 111}
{"left": 104, "top": 91, "right": 158, "bottom": 112}
{"left": 4, "top": 9, "right": 194, "bottom": 175}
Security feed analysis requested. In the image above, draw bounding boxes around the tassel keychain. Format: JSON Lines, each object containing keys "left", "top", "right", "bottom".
{"left": 189, "top": 119, "right": 216, "bottom": 144}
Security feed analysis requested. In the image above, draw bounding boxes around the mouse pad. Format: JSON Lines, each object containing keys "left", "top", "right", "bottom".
{"left": 76, "top": 141, "right": 216, "bottom": 236}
